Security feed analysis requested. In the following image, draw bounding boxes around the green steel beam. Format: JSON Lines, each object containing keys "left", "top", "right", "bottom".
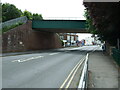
{"left": 32, "top": 20, "right": 88, "bottom": 33}
{"left": 32, "top": 20, "right": 86, "bottom": 29}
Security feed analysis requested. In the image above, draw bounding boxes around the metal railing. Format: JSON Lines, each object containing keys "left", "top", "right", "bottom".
{"left": 112, "top": 48, "right": 120, "bottom": 66}
{"left": 78, "top": 53, "right": 89, "bottom": 90}
{"left": 1, "top": 16, "right": 28, "bottom": 29}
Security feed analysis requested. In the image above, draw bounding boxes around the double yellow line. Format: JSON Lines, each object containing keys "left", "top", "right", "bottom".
{"left": 59, "top": 56, "right": 86, "bottom": 89}
{"left": 60, "top": 47, "right": 97, "bottom": 89}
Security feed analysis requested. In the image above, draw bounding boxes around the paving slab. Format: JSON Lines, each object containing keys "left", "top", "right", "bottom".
{"left": 88, "top": 48, "right": 119, "bottom": 89}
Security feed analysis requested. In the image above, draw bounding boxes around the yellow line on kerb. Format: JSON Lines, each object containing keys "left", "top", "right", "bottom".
{"left": 59, "top": 56, "right": 86, "bottom": 89}
{"left": 66, "top": 58, "right": 85, "bottom": 88}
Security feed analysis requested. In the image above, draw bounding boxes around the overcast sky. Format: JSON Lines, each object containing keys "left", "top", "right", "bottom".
{"left": 2, "top": 0, "right": 92, "bottom": 40}
{"left": 2, "top": 0, "right": 85, "bottom": 20}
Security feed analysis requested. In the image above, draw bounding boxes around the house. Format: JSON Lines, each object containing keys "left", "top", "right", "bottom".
{"left": 59, "top": 33, "right": 78, "bottom": 47}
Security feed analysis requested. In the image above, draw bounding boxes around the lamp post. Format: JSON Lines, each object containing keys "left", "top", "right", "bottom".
{"left": 70, "top": 33, "right": 71, "bottom": 46}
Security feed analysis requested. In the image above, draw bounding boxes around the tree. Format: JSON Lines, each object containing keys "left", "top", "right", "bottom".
{"left": 84, "top": 4, "right": 120, "bottom": 46}
{"left": 84, "top": 10, "right": 98, "bottom": 35}
{"left": 2, "top": 3, "right": 43, "bottom": 22}
{"left": 2, "top": 3, "right": 23, "bottom": 22}
{"left": 32, "top": 13, "right": 43, "bottom": 20}
{"left": 23, "top": 10, "right": 32, "bottom": 20}
{"left": 0, "top": 3, "right": 2, "bottom": 22}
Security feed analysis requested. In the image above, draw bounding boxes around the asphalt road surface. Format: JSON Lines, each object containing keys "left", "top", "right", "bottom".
{"left": 2, "top": 46, "right": 99, "bottom": 88}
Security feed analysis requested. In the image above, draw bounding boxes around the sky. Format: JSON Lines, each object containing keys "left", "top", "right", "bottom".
{"left": 2, "top": 0, "right": 86, "bottom": 20}
{"left": 2, "top": 0, "right": 92, "bottom": 40}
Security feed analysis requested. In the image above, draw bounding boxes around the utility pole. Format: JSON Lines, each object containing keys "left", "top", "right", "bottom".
{"left": 70, "top": 33, "right": 71, "bottom": 46}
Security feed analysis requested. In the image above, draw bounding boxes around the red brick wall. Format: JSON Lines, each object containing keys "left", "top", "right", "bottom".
{"left": 2, "top": 21, "right": 62, "bottom": 52}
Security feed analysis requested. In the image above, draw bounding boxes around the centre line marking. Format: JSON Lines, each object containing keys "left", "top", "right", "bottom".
{"left": 12, "top": 56, "right": 44, "bottom": 63}
{"left": 12, "top": 59, "right": 21, "bottom": 62}
{"left": 49, "top": 53, "right": 59, "bottom": 55}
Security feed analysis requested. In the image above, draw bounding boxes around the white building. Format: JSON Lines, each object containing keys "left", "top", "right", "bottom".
{"left": 59, "top": 33, "right": 78, "bottom": 47}
{"left": 85, "top": 37, "right": 102, "bottom": 45}
{"left": 85, "top": 37, "right": 94, "bottom": 45}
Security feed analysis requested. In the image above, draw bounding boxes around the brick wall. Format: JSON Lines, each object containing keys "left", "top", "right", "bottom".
{"left": 2, "top": 21, "right": 62, "bottom": 52}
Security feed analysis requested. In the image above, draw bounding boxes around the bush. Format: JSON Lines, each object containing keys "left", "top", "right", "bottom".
{"left": 61, "top": 40, "right": 64, "bottom": 46}
{"left": 2, "top": 22, "right": 24, "bottom": 33}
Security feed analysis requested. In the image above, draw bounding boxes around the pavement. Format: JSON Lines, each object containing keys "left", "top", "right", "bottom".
{"left": 88, "top": 46, "right": 119, "bottom": 89}
{"left": 2, "top": 46, "right": 98, "bottom": 88}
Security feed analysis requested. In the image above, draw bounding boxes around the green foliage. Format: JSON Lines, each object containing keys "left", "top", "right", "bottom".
{"left": 112, "top": 48, "right": 120, "bottom": 66}
{"left": 2, "top": 3, "right": 23, "bottom": 22}
{"left": 61, "top": 40, "right": 64, "bottom": 46}
{"left": 1, "top": 3, "right": 43, "bottom": 33}
{"left": 2, "top": 3, "right": 43, "bottom": 22}
{"left": 0, "top": 3, "right": 2, "bottom": 22}
{"left": 84, "top": 10, "right": 108, "bottom": 43}
{"left": 1, "top": 22, "right": 23, "bottom": 33}
{"left": 84, "top": 10, "right": 97, "bottom": 34}
{"left": 23, "top": 10, "right": 32, "bottom": 20}
{"left": 84, "top": 9, "right": 120, "bottom": 46}
{"left": 32, "top": 13, "right": 43, "bottom": 20}
{"left": 22, "top": 11, "right": 43, "bottom": 20}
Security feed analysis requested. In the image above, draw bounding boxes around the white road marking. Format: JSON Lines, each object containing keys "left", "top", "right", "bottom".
{"left": 65, "top": 57, "right": 85, "bottom": 88}
{"left": 12, "top": 59, "right": 21, "bottom": 62}
{"left": 18, "top": 60, "right": 21, "bottom": 62}
{"left": 60, "top": 56, "right": 86, "bottom": 88}
{"left": 65, "top": 51, "right": 70, "bottom": 53}
{"left": 92, "top": 47, "right": 99, "bottom": 52}
{"left": 12, "top": 56, "right": 44, "bottom": 63}
{"left": 49, "top": 53, "right": 59, "bottom": 55}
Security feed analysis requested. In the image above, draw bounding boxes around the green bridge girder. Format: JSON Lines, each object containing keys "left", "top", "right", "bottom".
{"left": 32, "top": 20, "right": 88, "bottom": 33}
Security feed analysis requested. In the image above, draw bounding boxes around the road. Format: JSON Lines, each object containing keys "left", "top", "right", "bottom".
{"left": 2, "top": 46, "right": 99, "bottom": 88}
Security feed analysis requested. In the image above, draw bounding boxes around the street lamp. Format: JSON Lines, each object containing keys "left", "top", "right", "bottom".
{"left": 70, "top": 33, "right": 71, "bottom": 46}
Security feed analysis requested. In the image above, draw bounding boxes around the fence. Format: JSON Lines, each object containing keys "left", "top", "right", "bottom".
{"left": 78, "top": 53, "right": 89, "bottom": 89}
{"left": 0, "top": 16, "right": 28, "bottom": 29}
{"left": 112, "top": 48, "right": 120, "bottom": 66}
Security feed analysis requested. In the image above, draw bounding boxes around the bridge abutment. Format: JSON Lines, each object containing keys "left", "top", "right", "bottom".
{"left": 2, "top": 21, "right": 62, "bottom": 53}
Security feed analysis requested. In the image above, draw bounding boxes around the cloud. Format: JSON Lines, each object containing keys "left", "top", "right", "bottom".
{"left": 2, "top": 0, "right": 85, "bottom": 19}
